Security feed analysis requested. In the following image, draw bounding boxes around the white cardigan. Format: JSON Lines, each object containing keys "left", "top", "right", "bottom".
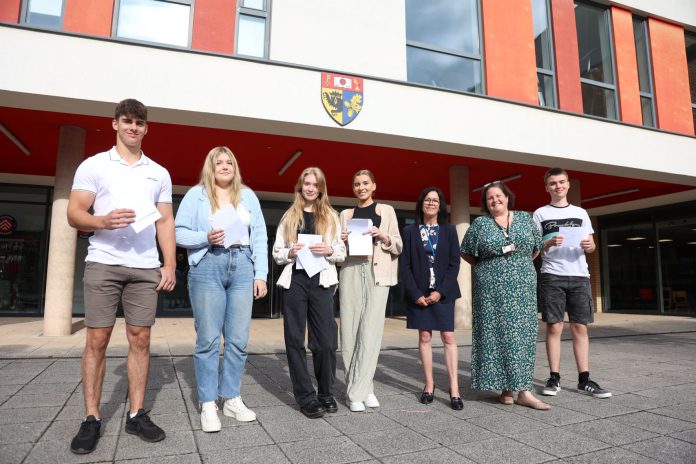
{"left": 272, "top": 213, "right": 346, "bottom": 289}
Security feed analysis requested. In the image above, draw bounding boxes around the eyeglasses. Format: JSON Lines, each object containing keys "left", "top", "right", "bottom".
{"left": 423, "top": 198, "right": 440, "bottom": 205}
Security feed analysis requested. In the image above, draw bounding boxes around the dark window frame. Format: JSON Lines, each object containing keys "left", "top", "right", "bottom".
{"left": 112, "top": 0, "right": 196, "bottom": 49}
{"left": 533, "top": 0, "right": 558, "bottom": 108}
{"left": 575, "top": 0, "right": 620, "bottom": 120}
{"left": 632, "top": 15, "right": 656, "bottom": 127}
{"left": 685, "top": 30, "right": 696, "bottom": 134}
{"left": 20, "top": 0, "right": 66, "bottom": 30}
{"left": 235, "top": 0, "right": 272, "bottom": 59}
{"left": 405, "top": 0, "right": 486, "bottom": 95}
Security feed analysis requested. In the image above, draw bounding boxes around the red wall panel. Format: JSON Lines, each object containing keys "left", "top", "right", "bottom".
{"left": 550, "top": 0, "right": 582, "bottom": 113}
{"left": 64, "top": 0, "right": 114, "bottom": 37}
{"left": 481, "top": 0, "right": 537, "bottom": 104}
{"left": 649, "top": 18, "right": 694, "bottom": 134}
{"left": 192, "top": 0, "right": 236, "bottom": 54}
{"left": 0, "top": 0, "right": 21, "bottom": 23}
{"left": 611, "top": 6, "right": 641, "bottom": 125}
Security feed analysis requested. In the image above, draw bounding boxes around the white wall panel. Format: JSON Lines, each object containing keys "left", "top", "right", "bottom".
{"left": 269, "top": 0, "right": 407, "bottom": 80}
{"left": 611, "top": 0, "right": 696, "bottom": 28}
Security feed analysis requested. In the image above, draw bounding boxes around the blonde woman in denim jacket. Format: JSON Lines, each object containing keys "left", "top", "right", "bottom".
{"left": 175, "top": 146, "right": 268, "bottom": 432}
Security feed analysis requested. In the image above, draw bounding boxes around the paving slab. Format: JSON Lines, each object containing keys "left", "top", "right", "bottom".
{"left": 278, "top": 436, "right": 371, "bottom": 464}
{"left": 194, "top": 424, "right": 273, "bottom": 453}
{"left": 562, "top": 417, "right": 660, "bottom": 446}
{"left": 0, "top": 442, "right": 33, "bottom": 464}
{"left": 564, "top": 447, "right": 660, "bottom": 464}
{"left": 513, "top": 426, "right": 610, "bottom": 458}
{"left": 610, "top": 411, "right": 696, "bottom": 434}
{"left": 450, "top": 436, "right": 555, "bottom": 464}
{"left": 623, "top": 435, "right": 696, "bottom": 464}
{"left": 201, "top": 445, "right": 290, "bottom": 464}
{"left": 114, "top": 430, "right": 197, "bottom": 461}
{"left": 381, "top": 446, "right": 476, "bottom": 464}
{"left": 349, "top": 425, "right": 438, "bottom": 457}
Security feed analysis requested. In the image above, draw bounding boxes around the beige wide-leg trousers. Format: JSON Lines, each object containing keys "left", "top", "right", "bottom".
{"left": 339, "top": 258, "right": 390, "bottom": 403}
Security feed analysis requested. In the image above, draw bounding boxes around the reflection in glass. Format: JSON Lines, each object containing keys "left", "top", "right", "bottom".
{"left": 242, "top": 0, "right": 264, "bottom": 10}
{"left": 405, "top": 0, "right": 480, "bottom": 55}
{"left": 692, "top": 108, "right": 696, "bottom": 135}
{"left": 575, "top": 2, "right": 614, "bottom": 84}
{"left": 632, "top": 17, "right": 651, "bottom": 94}
{"left": 604, "top": 224, "right": 657, "bottom": 311}
{"left": 407, "top": 46, "right": 482, "bottom": 93}
{"left": 640, "top": 96, "right": 654, "bottom": 128}
{"left": 685, "top": 32, "right": 696, "bottom": 104}
{"left": 538, "top": 73, "right": 555, "bottom": 107}
{"left": 659, "top": 221, "right": 696, "bottom": 313}
{"left": 26, "top": 0, "right": 63, "bottom": 28}
{"left": 237, "top": 14, "right": 266, "bottom": 57}
{"left": 117, "top": 0, "right": 191, "bottom": 47}
{"left": 532, "top": 0, "right": 553, "bottom": 70}
{"left": 581, "top": 83, "right": 616, "bottom": 119}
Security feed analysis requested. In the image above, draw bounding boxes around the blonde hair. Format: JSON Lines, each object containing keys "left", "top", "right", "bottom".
{"left": 281, "top": 167, "right": 338, "bottom": 243}
{"left": 199, "top": 146, "right": 243, "bottom": 213}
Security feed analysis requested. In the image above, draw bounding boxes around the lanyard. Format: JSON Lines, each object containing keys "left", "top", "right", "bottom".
{"left": 493, "top": 212, "right": 511, "bottom": 242}
{"left": 421, "top": 224, "right": 439, "bottom": 254}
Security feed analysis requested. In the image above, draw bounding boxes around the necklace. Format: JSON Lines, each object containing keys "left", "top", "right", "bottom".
{"left": 493, "top": 212, "right": 511, "bottom": 240}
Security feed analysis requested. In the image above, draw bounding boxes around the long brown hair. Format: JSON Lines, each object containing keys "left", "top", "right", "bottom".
{"left": 281, "top": 167, "right": 338, "bottom": 243}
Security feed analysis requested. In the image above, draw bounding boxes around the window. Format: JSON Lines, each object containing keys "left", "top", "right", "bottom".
{"left": 533, "top": 0, "right": 556, "bottom": 107}
{"left": 22, "top": 0, "right": 64, "bottom": 29}
{"left": 633, "top": 16, "right": 655, "bottom": 127}
{"left": 574, "top": 1, "right": 618, "bottom": 119}
{"left": 236, "top": 0, "right": 271, "bottom": 58}
{"left": 685, "top": 31, "right": 696, "bottom": 134}
{"left": 405, "top": 0, "right": 483, "bottom": 94}
{"left": 115, "top": 0, "right": 193, "bottom": 48}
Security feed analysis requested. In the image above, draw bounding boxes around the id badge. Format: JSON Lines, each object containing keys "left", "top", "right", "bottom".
{"left": 502, "top": 243, "right": 516, "bottom": 255}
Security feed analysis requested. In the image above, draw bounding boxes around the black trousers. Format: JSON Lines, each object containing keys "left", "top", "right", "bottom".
{"left": 282, "top": 269, "right": 337, "bottom": 407}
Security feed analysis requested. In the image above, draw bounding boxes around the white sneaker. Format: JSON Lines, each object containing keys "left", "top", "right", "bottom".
{"left": 223, "top": 396, "right": 257, "bottom": 422}
{"left": 200, "top": 401, "right": 221, "bottom": 432}
{"left": 364, "top": 393, "right": 380, "bottom": 408}
{"left": 348, "top": 401, "right": 366, "bottom": 412}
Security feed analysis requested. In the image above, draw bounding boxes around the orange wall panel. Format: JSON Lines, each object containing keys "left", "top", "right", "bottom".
{"left": 611, "top": 7, "right": 641, "bottom": 125}
{"left": 192, "top": 0, "right": 236, "bottom": 54}
{"left": 649, "top": 18, "right": 694, "bottom": 134}
{"left": 481, "top": 0, "right": 537, "bottom": 104}
{"left": 0, "top": 0, "right": 21, "bottom": 23}
{"left": 64, "top": 0, "right": 114, "bottom": 37}
{"left": 550, "top": 0, "right": 582, "bottom": 113}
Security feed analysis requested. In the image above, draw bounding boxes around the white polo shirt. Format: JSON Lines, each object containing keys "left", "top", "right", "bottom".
{"left": 72, "top": 147, "right": 172, "bottom": 268}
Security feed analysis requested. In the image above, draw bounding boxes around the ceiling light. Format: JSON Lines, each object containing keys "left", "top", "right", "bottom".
{"left": 0, "top": 123, "right": 30, "bottom": 156}
{"left": 626, "top": 237, "right": 646, "bottom": 241}
{"left": 687, "top": 241, "right": 696, "bottom": 245}
{"left": 658, "top": 239, "right": 673, "bottom": 243}
{"left": 472, "top": 174, "right": 522, "bottom": 192}
{"left": 607, "top": 244, "right": 622, "bottom": 247}
{"left": 277, "top": 150, "right": 302, "bottom": 176}
{"left": 582, "top": 188, "right": 639, "bottom": 203}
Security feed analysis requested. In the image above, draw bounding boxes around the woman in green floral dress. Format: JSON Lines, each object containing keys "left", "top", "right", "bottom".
{"left": 460, "top": 181, "right": 550, "bottom": 410}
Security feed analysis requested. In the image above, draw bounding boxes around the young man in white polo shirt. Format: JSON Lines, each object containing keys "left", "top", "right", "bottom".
{"left": 533, "top": 168, "right": 611, "bottom": 400}
{"left": 67, "top": 99, "right": 176, "bottom": 454}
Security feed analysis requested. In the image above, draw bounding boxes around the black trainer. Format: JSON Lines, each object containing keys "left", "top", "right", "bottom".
{"left": 319, "top": 397, "right": 338, "bottom": 413}
{"left": 125, "top": 409, "right": 166, "bottom": 442}
{"left": 577, "top": 379, "right": 612, "bottom": 398}
{"left": 70, "top": 415, "right": 101, "bottom": 454}
{"left": 541, "top": 377, "right": 561, "bottom": 396}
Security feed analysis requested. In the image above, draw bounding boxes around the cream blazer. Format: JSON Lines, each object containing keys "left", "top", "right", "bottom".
{"left": 272, "top": 213, "right": 346, "bottom": 289}
{"left": 339, "top": 203, "right": 403, "bottom": 286}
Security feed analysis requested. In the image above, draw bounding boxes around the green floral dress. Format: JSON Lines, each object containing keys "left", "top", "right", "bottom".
{"left": 461, "top": 211, "right": 542, "bottom": 391}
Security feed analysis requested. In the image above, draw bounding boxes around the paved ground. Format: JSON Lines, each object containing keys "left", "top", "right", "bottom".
{"left": 1, "top": 314, "right": 696, "bottom": 463}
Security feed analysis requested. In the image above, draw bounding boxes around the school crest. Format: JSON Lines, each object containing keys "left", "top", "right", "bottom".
{"left": 321, "top": 72, "right": 363, "bottom": 126}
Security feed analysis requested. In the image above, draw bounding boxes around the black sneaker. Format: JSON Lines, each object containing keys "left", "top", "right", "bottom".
{"left": 577, "top": 380, "right": 612, "bottom": 398}
{"left": 70, "top": 415, "right": 101, "bottom": 454}
{"left": 319, "top": 397, "right": 338, "bottom": 413}
{"left": 125, "top": 409, "right": 166, "bottom": 442}
{"left": 541, "top": 377, "right": 561, "bottom": 396}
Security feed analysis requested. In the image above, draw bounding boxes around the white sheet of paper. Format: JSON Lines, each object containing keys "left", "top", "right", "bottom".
{"left": 209, "top": 205, "right": 247, "bottom": 248}
{"left": 347, "top": 218, "right": 373, "bottom": 256}
{"left": 559, "top": 227, "right": 588, "bottom": 248}
{"left": 109, "top": 183, "right": 161, "bottom": 234}
{"left": 296, "top": 233, "right": 328, "bottom": 277}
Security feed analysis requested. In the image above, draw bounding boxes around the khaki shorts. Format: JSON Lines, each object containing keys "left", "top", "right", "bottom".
{"left": 83, "top": 262, "right": 161, "bottom": 328}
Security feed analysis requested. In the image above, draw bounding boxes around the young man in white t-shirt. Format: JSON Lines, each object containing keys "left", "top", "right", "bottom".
{"left": 67, "top": 99, "right": 176, "bottom": 454}
{"left": 533, "top": 168, "right": 611, "bottom": 399}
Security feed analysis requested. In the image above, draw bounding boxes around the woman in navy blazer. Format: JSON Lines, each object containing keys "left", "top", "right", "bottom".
{"left": 400, "top": 187, "right": 462, "bottom": 410}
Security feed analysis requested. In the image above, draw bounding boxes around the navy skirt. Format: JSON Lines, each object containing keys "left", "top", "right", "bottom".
{"left": 406, "top": 299, "right": 455, "bottom": 332}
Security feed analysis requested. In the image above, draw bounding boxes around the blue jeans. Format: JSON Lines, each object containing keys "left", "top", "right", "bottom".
{"left": 188, "top": 246, "right": 254, "bottom": 403}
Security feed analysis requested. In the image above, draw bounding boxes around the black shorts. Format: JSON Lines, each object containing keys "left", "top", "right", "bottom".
{"left": 539, "top": 273, "right": 594, "bottom": 324}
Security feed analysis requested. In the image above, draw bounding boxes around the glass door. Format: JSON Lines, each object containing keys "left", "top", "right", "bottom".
{"left": 657, "top": 218, "right": 696, "bottom": 314}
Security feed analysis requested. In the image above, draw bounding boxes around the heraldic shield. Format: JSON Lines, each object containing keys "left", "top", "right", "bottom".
{"left": 321, "top": 72, "right": 363, "bottom": 126}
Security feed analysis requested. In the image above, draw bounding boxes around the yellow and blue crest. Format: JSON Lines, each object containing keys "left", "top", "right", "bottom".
{"left": 321, "top": 72, "right": 363, "bottom": 126}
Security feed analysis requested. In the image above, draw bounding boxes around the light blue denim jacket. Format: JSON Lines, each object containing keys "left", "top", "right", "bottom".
{"left": 175, "top": 185, "right": 268, "bottom": 281}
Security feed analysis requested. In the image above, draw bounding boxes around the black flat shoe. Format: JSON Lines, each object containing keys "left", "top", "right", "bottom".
{"left": 300, "top": 400, "right": 325, "bottom": 419}
{"left": 419, "top": 391, "right": 434, "bottom": 404}
{"left": 319, "top": 397, "right": 338, "bottom": 413}
{"left": 449, "top": 394, "right": 464, "bottom": 411}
